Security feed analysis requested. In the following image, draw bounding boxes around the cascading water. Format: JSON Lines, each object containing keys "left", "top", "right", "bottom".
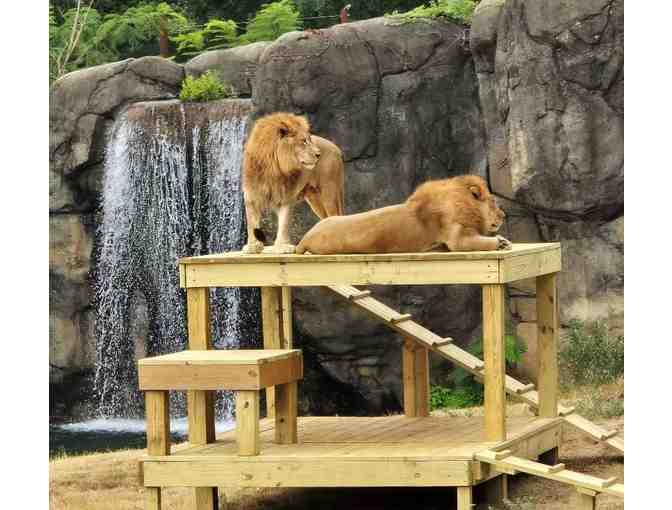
{"left": 92, "top": 99, "right": 259, "bottom": 422}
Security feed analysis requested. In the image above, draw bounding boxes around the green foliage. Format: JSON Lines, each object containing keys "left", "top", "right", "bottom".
{"left": 50, "top": 3, "right": 114, "bottom": 83}
{"left": 50, "top": 2, "right": 191, "bottom": 83}
{"left": 430, "top": 326, "right": 527, "bottom": 411}
{"left": 172, "top": 19, "right": 239, "bottom": 58}
{"left": 559, "top": 319, "right": 624, "bottom": 389}
{"left": 239, "top": 0, "right": 302, "bottom": 44}
{"left": 96, "top": 2, "right": 190, "bottom": 55}
{"left": 389, "top": 0, "right": 477, "bottom": 25}
{"left": 430, "top": 385, "right": 482, "bottom": 411}
{"left": 179, "top": 71, "right": 232, "bottom": 102}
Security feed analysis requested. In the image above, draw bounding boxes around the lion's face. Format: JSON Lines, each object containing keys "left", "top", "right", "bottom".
{"left": 277, "top": 127, "right": 321, "bottom": 174}
{"left": 483, "top": 195, "right": 506, "bottom": 233}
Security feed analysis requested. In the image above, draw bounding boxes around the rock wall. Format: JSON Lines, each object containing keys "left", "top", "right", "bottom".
{"left": 470, "top": 0, "right": 624, "bottom": 376}
{"left": 49, "top": 5, "right": 624, "bottom": 414}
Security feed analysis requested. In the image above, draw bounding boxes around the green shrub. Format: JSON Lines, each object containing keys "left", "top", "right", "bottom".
{"left": 179, "top": 71, "right": 232, "bottom": 102}
{"left": 430, "top": 385, "right": 482, "bottom": 410}
{"left": 388, "top": 0, "right": 477, "bottom": 25}
{"left": 431, "top": 327, "right": 527, "bottom": 411}
{"left": 559, "top": 319, "right": 624, "bottom": 389}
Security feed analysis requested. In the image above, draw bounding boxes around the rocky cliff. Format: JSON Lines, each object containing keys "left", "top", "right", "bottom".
{"left": 49, "top": 1, "right": 624, "bottom": 417}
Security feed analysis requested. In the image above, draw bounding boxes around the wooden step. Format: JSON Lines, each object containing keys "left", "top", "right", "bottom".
{"left": 348, "top": 290, "right": 371, "bottom": 300}
{"left": 475, "top": 451, "right": 624, "bottom": 498}
{"left": 515, "top": 383, "right": 536, "bottom": 395}
{"left": 432, "top": 337, "right": 453, "bottom": 347}
{"left": 390, "top": 313, "right": 412, "bottom": 324}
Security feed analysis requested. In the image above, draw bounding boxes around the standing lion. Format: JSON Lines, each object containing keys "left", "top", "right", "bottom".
{"left": 242, "top": 112, "right": 345, "bottom": 254}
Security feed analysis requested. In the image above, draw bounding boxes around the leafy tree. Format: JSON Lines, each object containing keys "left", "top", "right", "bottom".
{"left": 239, "top": 0, "right": 302, "bottom": 44}
{"left": 172, "top": 19, "right": 238, "bottom": 58}
{"left": 50, "top": 1, "right": 114, "bottom": 83}
{"left": 96, "top": 2, "right": 190, "bottom": 58}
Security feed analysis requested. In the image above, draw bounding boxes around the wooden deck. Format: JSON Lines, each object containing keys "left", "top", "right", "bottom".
{"left": 141, "top": 415, "right": 562, "bottom": 488}
{"left": 178, "top": 243, "right": 562, "bottom": 287}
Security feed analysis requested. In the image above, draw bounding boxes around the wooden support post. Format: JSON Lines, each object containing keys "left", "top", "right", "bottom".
{"left": 145, "top": 390, "right": 169, "bottom": 510}
{"left": 482, "top": 284, "right": 506, "bottom": 441}
{"left": 261, "top": 287, "right": 293, "bottom": 418}
{"left": 457, "top": 486, "right": 474, "bottom": 509}
{"left": 236, "top": 390, "right": 260, "bottom": 455}
{"left": 577, "top": 489, "right": 597, "bottom": 510}
{"left": 402, "top": 338, "right": 429, "bottom": 417}
{"left": 536, "top": 273, "right": 559, "bottom": 418}
{"left": 144, "top": 489, "right": 161, "bottom": 510}
{"left": 275, "top": 381, "right": 298, "bottom": 444}
{"left": 185, "top": 287, "right": 218, "bottom": 510}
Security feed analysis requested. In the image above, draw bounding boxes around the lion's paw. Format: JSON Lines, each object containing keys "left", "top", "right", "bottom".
{"left": 496, "top": 235, "right": 512, "bottom": 251}
{"left": 242, "top": 240, "right": 264, "bottom": 254}
{"left": 267, "top": 243, "right": 296, "bottom": 254}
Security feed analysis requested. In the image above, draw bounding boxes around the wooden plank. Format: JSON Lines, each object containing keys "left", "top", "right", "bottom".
{"left": 139, "top": 349, "right": 301, "bottom": 365}
{"left": 185, "top": 287, "right": 217, "bottom": 510}
{"left": 577, "top": 491, "right": 596, "bottom": 510}
{"left": 402, "top": 338, "right": 429, "bottom": 417}
{"left": 145, "top": 391, "right": 170, "bottom": 456}
{"left": 184, "top": 259, "right": 500, "bottom": 287}
{"left": 143, "top": 458, "right": 472, "bottom": 487}
{"left": 139, "top": 353, "right": 303, "bottom": 391}
{"left": 236, "top": 390, "right": 260, "bottom": 456}
{"left": 179, "top": 243, "right": 561, "bottom": 264}
{"left": 474, "top": 453, "right": 624, "bottom": 497}
{"left": 144, "top": 488, "right": 161, "bottom": 510}
{"left": 275, "top": 381, "right": 298, "bottom": 444}
{"left": 281, "top": 287, "right": 293, "bottom": 348}
{"left": 499, "top": 248, "right": 562, "bottom": 283}
{"left": 262, "top": 287, "right": 282, "bottom": 418}
{"left": 482, "top": 284, "right": 506, "bottom": 441}
{"left": 390, "top": 313, "right": 412, "bottom": 324}
{"left": 457, "top": 486, "right": 474, "bottom": 510}
{"left": 144, "top": 391, "right": 168, "bottom": 510}
{"left": 536, "top": 273, "right": 559, "bottom": 418}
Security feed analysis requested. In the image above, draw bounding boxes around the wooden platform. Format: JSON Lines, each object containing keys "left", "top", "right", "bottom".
{"left": 141, "top": 415, "right": 562, "bottom": 488}
{"left": 178, "top": 243, "right": 562, "bottom": 286}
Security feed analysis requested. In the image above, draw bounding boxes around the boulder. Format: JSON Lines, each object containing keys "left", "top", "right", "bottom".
{"left": 49, "top": 57, "right": 184, "bottom": 212}
{"left": 185, "top": 42, "right": 271, "bottom": 97}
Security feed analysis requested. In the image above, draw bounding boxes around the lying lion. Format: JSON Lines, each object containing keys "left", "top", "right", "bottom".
{"left": 242, "top": 112, "right": 344, "bottom": 254}
{"left": 295, "top": 175, "right": 511, "bottom": 254}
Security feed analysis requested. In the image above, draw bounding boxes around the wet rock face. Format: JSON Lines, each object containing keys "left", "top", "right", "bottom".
{"left": 252, "top": 17, "right": 488, "bottom": 411}
{"left": 49, "top": 57, "right": 184, "bottom": 387}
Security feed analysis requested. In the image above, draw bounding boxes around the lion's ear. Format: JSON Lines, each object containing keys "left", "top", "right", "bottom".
{"left": 278, "top": 123, "right": 290, "bottom": 138}
{"left": 468, "top": 184, "right": 485, "bottom": 201}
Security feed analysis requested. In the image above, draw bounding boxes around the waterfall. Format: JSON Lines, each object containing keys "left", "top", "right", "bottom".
{"left": 92, "top": 99, "right": 257, "bottom": 420}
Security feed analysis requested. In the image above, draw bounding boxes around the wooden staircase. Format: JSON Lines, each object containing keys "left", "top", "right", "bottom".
{"left": 327, "top": 285, "right": 624, "bottom": 454}
{"left": 475, "top": 449, "right": 624, "bottom": 497}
